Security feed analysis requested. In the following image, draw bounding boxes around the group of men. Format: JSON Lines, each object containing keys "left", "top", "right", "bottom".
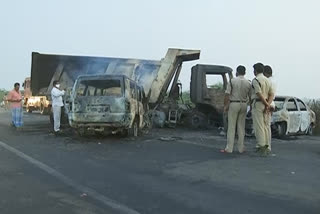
{"left": 5, "top": 80, "right": 65, "bottom": 134}
{"left": 6, "top": 65, "right": 275, "bottom": 149}
{"left": 221, "top": 63, "right": 275, "bottom": 155}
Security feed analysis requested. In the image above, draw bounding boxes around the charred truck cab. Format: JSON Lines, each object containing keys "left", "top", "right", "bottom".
{"left": 68, "top": 74, "right": 146, "bottom": 136}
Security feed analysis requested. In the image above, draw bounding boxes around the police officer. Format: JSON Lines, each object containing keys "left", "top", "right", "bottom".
{"left": 263, "top": 65, "right": 275, "bottom": 151}
{"left": 221, "top": 65, "right": 251, "bottom": 153}
{"left": 251, "top": 63, "right": 274, "bottom": 153}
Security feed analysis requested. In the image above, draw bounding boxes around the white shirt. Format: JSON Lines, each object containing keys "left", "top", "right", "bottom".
{"left": 51, "top": 87, "right": 65, "bottom": 107}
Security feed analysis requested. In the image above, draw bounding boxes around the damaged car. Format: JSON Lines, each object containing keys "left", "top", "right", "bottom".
{"left": 68, "top": 74, "right": 147, "bottom": 137}
{"left": 271, "top": 96, "right": 316, "bottom": 137}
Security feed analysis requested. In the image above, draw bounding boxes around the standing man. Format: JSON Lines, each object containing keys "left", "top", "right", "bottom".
{"left": 263, "top": 65, "right": 276, "bottom": 152}
{"left": 51, "top": 80, "right": 65, "bottom": 134}
{"left": 251, "top": 63, "right": 274, "bottom": 154}
{"left": 6, "top": 83, "right": 23, "bottom": 129}
{"left": 221, "top": 65, "right": 251, "bottom": 153}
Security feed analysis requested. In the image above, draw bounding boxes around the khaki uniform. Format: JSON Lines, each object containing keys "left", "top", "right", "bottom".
{"left": 225, "top": 75, "right": 251, "bottom": 153}
{"left": 265, "top": 77, "right": 276, "bottom": 151}
{"left": 251, "top": 73, "right": 274, "bottom": 149}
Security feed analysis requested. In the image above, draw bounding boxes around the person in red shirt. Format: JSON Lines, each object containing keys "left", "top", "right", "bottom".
{"left": 6, "top": 82, "right": 23, "bottom": 128}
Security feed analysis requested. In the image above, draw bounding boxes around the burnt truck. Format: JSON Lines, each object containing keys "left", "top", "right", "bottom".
{"left": 23, "top": 77, "right": 51, "bottom": 114}
{"left": 30, "top": 49, "right": 201, "bottom": 135}
{"left": 153, "top": 64, "right": 233, "bottom": 129}
{"left": 189, "top": 64, "right": 233, "bottom": 129}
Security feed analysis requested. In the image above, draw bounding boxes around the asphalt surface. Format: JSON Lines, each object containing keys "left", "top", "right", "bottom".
{"left": 0, "top": 109, "right": 319, "bottom": 214}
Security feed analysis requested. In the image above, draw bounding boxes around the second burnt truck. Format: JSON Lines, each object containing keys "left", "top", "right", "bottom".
{"left": 30, "top": 49, "right": 203, "bottom": 136}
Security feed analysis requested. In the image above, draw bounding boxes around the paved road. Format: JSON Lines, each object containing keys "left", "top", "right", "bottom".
{"left": 0, "top": 110, "right": 319, "bottom": 214}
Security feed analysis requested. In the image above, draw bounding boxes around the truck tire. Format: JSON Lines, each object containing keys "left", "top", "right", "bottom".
{"left": 40, "top": 103, "right": 45, "bottom": 114}
{"left": 191, "top": 112, "right": 206, "bottom": 129}
{"left": 26, "top": 106, "right": 32, "bottom": 113}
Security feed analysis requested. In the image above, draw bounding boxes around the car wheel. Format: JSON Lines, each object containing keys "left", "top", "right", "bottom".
{"left": 277, "top": 122, "right": 286, "bottom": 138}
{"left": 307, "top": 125, "right": 313, "bottom": 135}
{"left": 76, "top": 127, "right": 87, "bottom": 137}
{"left": 128, "top": 119, "right": 139, "bottom": 137}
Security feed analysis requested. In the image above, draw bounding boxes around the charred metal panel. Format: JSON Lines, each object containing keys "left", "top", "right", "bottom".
{"left": 148, "top": 49, "right": 200, "bottom": 105}
{"left": 31, "top": 49, "right": 200, "bottom": 107}
{"left": 69, "top": 75, "right": 145, "bottom": 132}
{"left": 190, "top": 64, "right": 233, "bottom": 110}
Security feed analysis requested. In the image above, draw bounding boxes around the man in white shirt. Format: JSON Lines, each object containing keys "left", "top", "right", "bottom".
{"left": 51, "top": 80, "right": 65, "bottom": 134}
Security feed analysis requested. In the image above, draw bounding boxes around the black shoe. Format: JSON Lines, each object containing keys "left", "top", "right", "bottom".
{"left": 257, "top": 145, "right": 270, "bottom": 156}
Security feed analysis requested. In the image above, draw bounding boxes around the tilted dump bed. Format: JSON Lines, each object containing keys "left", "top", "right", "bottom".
{"left": 31, "top": 49, "right": 200, "bottom": 106}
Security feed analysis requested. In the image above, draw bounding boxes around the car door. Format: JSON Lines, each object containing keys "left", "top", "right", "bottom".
{"left": 286, "top": 98, "right": 301, "bottom": 134}
{"left": 296, "top": 99, "right": 310, "bottom": 132}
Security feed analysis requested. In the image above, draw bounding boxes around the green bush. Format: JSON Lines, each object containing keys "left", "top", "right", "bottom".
{"left": 180, "top": 91, "right": 192, "bottom": 104}
{"left": 308, "top": 99, "right": 320, "bottom": 135}
{"left": 209, "top": 82, "right": 224, "bottom": 90}
{"left": 0, "top": 89, "right": 8, "bottom": 102}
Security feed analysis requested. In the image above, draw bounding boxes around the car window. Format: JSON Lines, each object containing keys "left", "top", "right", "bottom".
{"left": 86, "top": 86, "right": 96, "bottom": 96}
{"left": 78, "top": 79, "right": 122, "bottom": 97}
{"left": 286, "top": 99, "right": 298, "bottom": 111}
{"left": 274, "top": 101, "right": 284, "bottom": 110}
{"left": 297, "top": 100, "right": 307, "bottom": 111}
{"left": 274, "top": 97, "right": 285, "bottom": 110}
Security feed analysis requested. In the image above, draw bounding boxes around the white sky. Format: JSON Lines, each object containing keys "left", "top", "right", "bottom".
{"left": 0, "top": 0, "right": 319, "bottom": 98}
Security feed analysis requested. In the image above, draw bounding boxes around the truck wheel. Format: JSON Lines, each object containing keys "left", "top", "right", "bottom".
{"left": 191, "top": 112, "right": 206, "bottom": 129}
{"left": 40, "top": 104, "right": 45, "bottom": 114}
{"left": 26, "top": 106, "right": 32, "bottom": 113}
{"left": 128, "top": 119, "right": 139, "bottom": 137}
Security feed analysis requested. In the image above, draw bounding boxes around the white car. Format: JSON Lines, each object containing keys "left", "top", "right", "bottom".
{"left": 245, "top": 96, "right": 316, "bottom": 138}
{"left": 271, "top": 96, "right": 316, "bottom": 137}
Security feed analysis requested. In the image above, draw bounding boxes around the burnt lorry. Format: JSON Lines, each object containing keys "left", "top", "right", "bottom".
{"left": 23, "top": 77, "right": 51, "bottom": 114}
{"left": 153, "top": 64, "right": 234, "bottom": 129}
{"left": 188, "top": 64, "right": 233, "bottom": 129}
{"left": 30, "top": 48, "right": 201, "bottom": 135}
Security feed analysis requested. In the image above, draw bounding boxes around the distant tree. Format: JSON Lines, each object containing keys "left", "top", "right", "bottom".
{"left": 0, "top": 89, "right": 8, "bottom": 102}
{"left": 307, "top": 99, "right": 320, "bottom": 135}
{"left": 179, "top": 91, "right": 192, "bottom": 104}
